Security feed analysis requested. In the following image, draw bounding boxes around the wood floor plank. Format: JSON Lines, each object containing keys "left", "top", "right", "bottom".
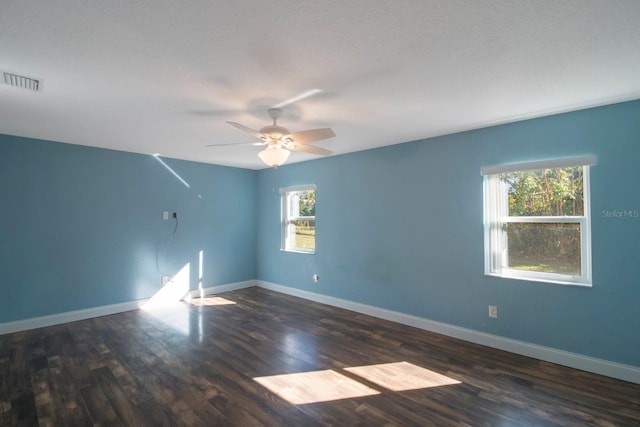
{"left": 91, "top": 366, "right": 147, "bottom": 425}
{"left": 80, "top": 382, "right": 122, "bottom": 426}
{"left": 1, "top": 287, "right": 639, "bottom": 426}
{"left": 10, "top": 391, "right": 38, "bottom": 427}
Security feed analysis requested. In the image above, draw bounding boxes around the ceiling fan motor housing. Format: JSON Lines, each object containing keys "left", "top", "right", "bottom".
{"left": 259, "top": 125, "right": 289, "bottom": 140}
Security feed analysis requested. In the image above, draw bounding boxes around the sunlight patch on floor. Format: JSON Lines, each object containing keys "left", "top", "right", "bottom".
{"left": 254, "top": 370, "right": 380, "bottom": 405}
{"left": 141, "top": 263, "right": 192, "bottom": 335}
{"left": 188, "top": 296, "right": 237, "bottom": 306}
{"left": 345, "top": 361, "right": 461, "bottom": 391}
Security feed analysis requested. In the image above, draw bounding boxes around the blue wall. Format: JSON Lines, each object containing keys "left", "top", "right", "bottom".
{"left": 0, "top": 135, "right": 256, "bottom": 323}
{"left": 256, "top": 100, "right": 640, "bottom": 367}
{"left": 2, "top": 100, "right": 638, "bottom": 368}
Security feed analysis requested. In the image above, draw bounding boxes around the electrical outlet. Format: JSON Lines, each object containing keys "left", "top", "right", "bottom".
{"left": 313, "top": 274, "right": 319, "bottom": 283}
{"left": 488, "top": 305, "right": 499, "bottom": 318}
{"left": 162, "top": 276, "right": 170, "bottom": 285}
{"left": 162, "top": 211, "right": 169, "bottom": 220}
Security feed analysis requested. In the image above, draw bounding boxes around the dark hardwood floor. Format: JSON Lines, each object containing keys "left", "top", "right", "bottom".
{"left": 1, "top": 287, "right": 638, "bottom": 426}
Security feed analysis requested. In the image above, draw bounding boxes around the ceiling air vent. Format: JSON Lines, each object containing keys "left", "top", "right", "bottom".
{"left": 2, "top": 71, "right": 43, "bottom": 92}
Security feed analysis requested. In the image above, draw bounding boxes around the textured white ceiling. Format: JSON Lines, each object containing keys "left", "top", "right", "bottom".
{"left": 1, "top": 0, "right": 639, "bottom": 169}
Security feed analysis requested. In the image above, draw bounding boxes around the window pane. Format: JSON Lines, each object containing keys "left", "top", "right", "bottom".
{"left": 501, "top": 167, "right": 583, "bottom": 216}
{"left": 290, "top": 219, "right": 315, "bottom": 250}
{"left": 506, "top": 222, "right": 581, "bottom": 275}
{"left": 297, "top": 190, "right": 315, "bottom": 216}
{"left": 282, "top": 185, "right": 316, "bottom": 253}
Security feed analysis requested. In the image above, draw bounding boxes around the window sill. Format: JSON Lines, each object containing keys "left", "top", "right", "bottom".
{"left": 281, "top": 248, "right": 316, "bottom": 255}
{"left": 485, "top": 272, "right": 592, "bottom": 287}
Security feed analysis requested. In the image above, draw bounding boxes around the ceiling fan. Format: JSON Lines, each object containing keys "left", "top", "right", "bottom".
{"left": 209, "top": 108, "right": 335, "bottom": 168}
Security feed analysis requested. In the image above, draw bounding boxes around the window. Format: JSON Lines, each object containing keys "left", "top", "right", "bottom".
{"left": 482, "top": 156, "right": 595, "bottom": 286}
{"left": 281, "top": 185, "right": 316, "bottom": 253}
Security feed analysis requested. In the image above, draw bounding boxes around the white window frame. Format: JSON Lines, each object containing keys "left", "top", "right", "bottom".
{"left": 280, "top": 184, "right": 316, "bottom": 254}
{"left": 482, "top": 156, "right": 595, "bottom": 286}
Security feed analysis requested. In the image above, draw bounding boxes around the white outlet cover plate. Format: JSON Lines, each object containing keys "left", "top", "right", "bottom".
{"left": 488, "top": 306, "right": 498, "bottom": 318}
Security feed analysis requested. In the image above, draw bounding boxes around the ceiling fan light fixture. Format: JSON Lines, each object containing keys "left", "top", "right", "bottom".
{"left": 223, "top": 107, "right": 335, "bottom": 167}
{"left": 258, "top": 146, "right": 290, "bottom": 168}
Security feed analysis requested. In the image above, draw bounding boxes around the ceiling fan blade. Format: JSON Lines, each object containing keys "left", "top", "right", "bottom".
{"left": 289, "top": 144, "right": 332, "bottom": 156}
{"left": 226, "top": 121, "right": 264, "bottom": 140}
{"left": 205, "top": 141, "right": 265, "bottom": 147}
{"left": 284, "top": 128, "right": 336, "bottom": 145}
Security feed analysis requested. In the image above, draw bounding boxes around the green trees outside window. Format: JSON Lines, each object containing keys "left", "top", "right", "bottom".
{"left": 502, "top": 167, "right": 584, "bottom": 274}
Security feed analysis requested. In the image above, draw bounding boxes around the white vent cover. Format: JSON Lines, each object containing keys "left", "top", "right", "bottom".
{"left": 2, "top": 71, "right": 43, "bottom": 92}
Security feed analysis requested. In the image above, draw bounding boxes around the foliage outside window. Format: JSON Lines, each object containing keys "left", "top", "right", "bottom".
{"left": 281, "top": 185, "right": 316, "bottom": 253}
{"left": 483, "top": 157, "right": 593, "bottom": 286}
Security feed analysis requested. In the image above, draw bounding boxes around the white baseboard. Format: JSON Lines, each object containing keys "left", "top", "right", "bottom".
{"left": 186, "top": 279, "right": 257, "bottom": 298}
{"left": 256, "top": 280, "right": 640, "bottom": 384}
{"left": 0, "top": 279, "right": 257, "bottom": 335}
{"left": 0, "top": 299, "right": 150, "bottom": 335}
